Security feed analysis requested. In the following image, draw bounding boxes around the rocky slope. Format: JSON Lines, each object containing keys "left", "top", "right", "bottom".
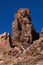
{"left": 0, "top": 8, "right": 43, "bottom": 65}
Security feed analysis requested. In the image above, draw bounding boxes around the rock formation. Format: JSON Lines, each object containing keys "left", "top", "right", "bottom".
{"left": 0, "top": 32, "right": 11, "bottom": 50}
{"left": 12, "top": 8, "right": 39, "bottom": 48}
{"left": 0, "top": 8, "right": 43, "bottom": 65}
{"left": 40, "top": 28, "right": 43, "bottom": 38}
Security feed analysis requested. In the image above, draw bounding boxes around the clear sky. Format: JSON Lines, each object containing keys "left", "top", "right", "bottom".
{"left": 0, "top": 0, "right": 43, "bottom": 36}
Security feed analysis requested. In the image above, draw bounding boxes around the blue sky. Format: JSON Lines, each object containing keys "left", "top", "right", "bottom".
{"left": 0, "top": 0, "right": 43, "bottom": 36}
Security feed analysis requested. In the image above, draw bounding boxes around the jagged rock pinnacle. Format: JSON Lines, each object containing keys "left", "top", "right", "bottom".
{"left": 12, "top": 8, "right": 39, "bottom": 48}
{"left": 0, "top": 8, "right": 43, "bottom": 65}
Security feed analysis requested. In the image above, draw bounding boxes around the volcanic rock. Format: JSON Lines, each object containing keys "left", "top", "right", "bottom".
{"left": 0, "top": 32, "right": 12, "bottom": 65}
{"left": 0, "top": 8, "right": 43, "bottom": 65}
{"left": 12, "top": 8, "right": 39, "bottom": 48}
{"left": 0, "top": 32, "right": 11, "bottom": 50}
{"left": 40, "top": 28, "right": 43, "bottom": 38}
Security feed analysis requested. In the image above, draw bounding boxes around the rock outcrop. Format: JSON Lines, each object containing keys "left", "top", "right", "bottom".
{"left": 40, "top": 28, "right": 43, "bottom": 38}
{"left": 0, "top": 32, "right": 12, "bottom": 65}
{"left": 0, "top": 8, "right": 43, "bottom": 65}
{"left": 12, "top": 8, "right": 39, "bottom": 48}
{"left": 0, "top": 32, "right": 11, "bottom": 50}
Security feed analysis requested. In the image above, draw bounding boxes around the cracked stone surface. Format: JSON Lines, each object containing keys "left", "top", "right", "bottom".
{"left": 0, "top": 8, "right": 43, "bottom": 65}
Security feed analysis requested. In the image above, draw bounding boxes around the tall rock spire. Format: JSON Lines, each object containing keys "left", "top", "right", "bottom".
{"left": 12, "top": 8, "right": 39, "bottom": 48}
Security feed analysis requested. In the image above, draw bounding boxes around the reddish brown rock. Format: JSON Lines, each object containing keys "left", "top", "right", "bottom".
{"left": 40, "top": 28, "right": 43, "bottom": 38}
{"left": 0, "top": 32, "right": 12, "bottom": 65}
{"left": 11, "top": 38, "right": 43, "bottom": 65}
{"left": 12, "top": 8, "right": 39, "bottom": 48}
{"left": 0, "top": 32, "right": 11, "bottom": 50}
{"left": 0, "top": 8, "right": 43, "bottom": 65}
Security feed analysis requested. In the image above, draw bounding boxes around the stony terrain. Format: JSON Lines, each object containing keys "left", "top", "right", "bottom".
{"left": 0, "top": 8, "right": 43, "bottom": 65}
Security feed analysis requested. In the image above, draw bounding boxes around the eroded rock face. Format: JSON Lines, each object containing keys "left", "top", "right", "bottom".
{"left": 40, "top": 28, "right": 43, "bottom": 38}
{"left": 0, "top": 32, "right": 11, "bottom": 50}
{"left": 0, "top": 8, "right": 43, "bottom": 65}
{"left": 0, "top": 32, "right": 12, "bottom": 65}
{"left": 12, "top": 8, "right": 39, "bottom": 48}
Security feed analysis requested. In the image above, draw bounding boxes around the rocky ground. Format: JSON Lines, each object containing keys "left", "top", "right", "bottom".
{"left": 0, "top": 8, "right": 43, "bottom": 65}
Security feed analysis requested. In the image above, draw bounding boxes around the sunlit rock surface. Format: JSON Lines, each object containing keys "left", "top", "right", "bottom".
{"left": 0, "top": 8, "right": 43, "bottom": 65}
